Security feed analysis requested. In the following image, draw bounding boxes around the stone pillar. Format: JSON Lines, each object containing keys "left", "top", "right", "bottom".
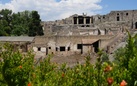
{"left": 90, "top": 18, "right": 92, "bottom": 24}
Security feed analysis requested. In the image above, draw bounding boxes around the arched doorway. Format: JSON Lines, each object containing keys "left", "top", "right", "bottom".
{"left": 135, "top": 22, "right": 137, "bottom": 29}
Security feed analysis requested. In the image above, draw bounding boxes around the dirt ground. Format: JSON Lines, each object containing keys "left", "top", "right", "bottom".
{"left": 34, "top": 52, "right": 98, "bottom": 67}
{"left": 50, "top": 53, "right": 98, "bottom": 67}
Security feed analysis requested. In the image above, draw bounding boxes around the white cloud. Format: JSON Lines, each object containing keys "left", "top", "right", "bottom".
{"left": 0, "top": 0, "right": 102, "bottom": 21}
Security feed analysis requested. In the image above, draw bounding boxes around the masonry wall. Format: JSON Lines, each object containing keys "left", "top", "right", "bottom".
{"left": 33, "top": 35, "right": 114, "bottom": 56}
{"left": 39, "top": 10, "right": 137, "bottom": 56}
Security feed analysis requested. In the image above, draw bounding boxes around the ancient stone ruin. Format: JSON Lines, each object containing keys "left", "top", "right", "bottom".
{"left": 2, "top": 10, "right": 137, "bottom": 57}
{"left": 33, "top": 10, "right": 137, "bottom": 57}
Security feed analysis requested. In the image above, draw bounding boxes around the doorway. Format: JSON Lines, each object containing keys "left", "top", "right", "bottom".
{"left": 93, "top": 41, "right": 99, "bottom": 53}
{"left": 77, "top": 44, "right": 83, "bottom": 54}
{"left": 135, "top": 22, "right": 137, "bottom": 29}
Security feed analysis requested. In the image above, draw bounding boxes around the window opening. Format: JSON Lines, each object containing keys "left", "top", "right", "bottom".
{"left": 78, "top": 16, "right": 84, "bottom": 24}
{"left": 117, "top": 16, "right": 120, "bottom": 21}
{"left": 56, "top": 47, "right": 58, "bottom": 51}
{"left": 81, "top": 25, "right": 85, "bottom": 27}
{"left": 74, "top": 17, "right": 77, "bottom": 24}
{"left": 77, "top": 44, "right": 82, "bottom": 49}
{"left": 60, "top": 46, "right": 65, "bottom": 51}
{"left": 68, "top": 47, "right": 70, "bottom": 51}
{"left": 38, "top": 47, "right": 41, "bottom": 51}
{"left": 117, "top": 13, "right": 119, "bottom": 15}
{"left": 103, "top": 16, "right": 105, "bottom": 19}
{"left": 93, "top": 41, "right": 99, "bottom": 53}
{"left": 135, "top": 22, "right": 137, "bottom": 29}
{"left": 86, "top": 17, "right": 90, "bottom": 24}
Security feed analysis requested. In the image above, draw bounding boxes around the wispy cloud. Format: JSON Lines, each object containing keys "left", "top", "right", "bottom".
{"left": 0, "top": 0, "right": 102, "bottom": 21}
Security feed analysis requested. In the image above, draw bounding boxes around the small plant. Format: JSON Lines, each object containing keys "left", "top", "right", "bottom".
{"left": 0, "top": 31, "right": 137, "bottom": 86}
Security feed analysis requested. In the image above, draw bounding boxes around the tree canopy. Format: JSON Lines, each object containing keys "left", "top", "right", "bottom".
{"left": 0, "top": 9, "right": 44, "bottom": 36}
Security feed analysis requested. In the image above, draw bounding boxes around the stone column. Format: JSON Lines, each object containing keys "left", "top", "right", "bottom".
{"left": 90, "top": 18, "right": 92, "bottom": 24}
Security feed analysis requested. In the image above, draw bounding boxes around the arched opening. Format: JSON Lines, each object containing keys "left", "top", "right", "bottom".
{"left": 135, "top": 22, "right": 137, "bottom": 29}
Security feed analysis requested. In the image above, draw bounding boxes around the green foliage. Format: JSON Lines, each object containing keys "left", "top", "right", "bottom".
{"left": 128, "top": 54, "right": 137, "bottom": 86}
{"left": 0, "top": 9, "right": 12, "bottom": 36}
{"left": 0, "top": 9, "right": 44, "bottom": 36}
{"left": 1, "top": 31, "right": 137, "bottom": 86}
{"left": 28, "top": 11, "right": 44, "bottom": 36}
{"left": 0, "top": 43, "right": 34, "bottom": 86}
{"left": 114, "top": 47, "right": 126, "bottom": 67}
{"left": 114, "top": 30, "right": 137, "bottom": 86}
{"left": 11, "top": 11, "right": 31, "bottom": 36}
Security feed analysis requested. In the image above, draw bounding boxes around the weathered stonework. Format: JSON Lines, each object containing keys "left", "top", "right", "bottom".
{"left": 34, "top": 10, "right": 137, "bottom": 56}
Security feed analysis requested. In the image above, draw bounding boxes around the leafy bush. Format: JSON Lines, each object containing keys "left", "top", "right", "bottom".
{"left": 0, "top": 31, "right": 137, "bottom": 86}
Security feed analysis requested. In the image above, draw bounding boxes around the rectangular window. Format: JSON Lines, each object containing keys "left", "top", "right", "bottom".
{"left": 74, "top": 17, "right": 77, "bottom": 24}
{"left": 68, "top": 47, "right": 70, "bottom": 51}
{"left": 86, "top": 18, "right": 90, "bottom": 24}
{"left": 56, "top": 47, "right": 58, "bottom": 51}
{"left": 38, "top": 47, "right": 41, "bottom": 51}
{"left": 103, "top": 15, "right": 105, "bottom": 19}
{"left": 77, "top": 44, "right": 82, "bottom": 49}
{"left": 49, "top": 47, "right": 51, "bottom": 49}
{"left": 78, "top": 16, "right": 84, "bottom": 24}
{"left": 117, "top": 16, "right": 120, "bottom": 21}
{"left": 60, "top": 46, "right": 65, "bottom": 51}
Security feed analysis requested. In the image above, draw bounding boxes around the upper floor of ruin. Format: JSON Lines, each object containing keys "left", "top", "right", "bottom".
{"left": 41, "top": 10, "right": 137, "bottom": 36}
{"left": 42, "top": 10, "right": 137, "bottom": 25}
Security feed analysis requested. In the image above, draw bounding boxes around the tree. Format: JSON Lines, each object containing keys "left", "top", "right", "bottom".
{"left": 0, "top": 9, "right": 44, "bottom": 36}
{"left": 0, "top": 9, "right": 12, "bottom": 35}
{"left": 11, "top": 11, "right": 31, "bottom": 36}
{"left": 28, "top": 11, "right": 44, "bottom": 36}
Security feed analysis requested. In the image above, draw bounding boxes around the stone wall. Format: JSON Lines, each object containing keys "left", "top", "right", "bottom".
{"left": 33, "top": 35, "right": 114, "bottom": 56}
{"left": 38, "top": 10, "right": 137, "bottom": 56}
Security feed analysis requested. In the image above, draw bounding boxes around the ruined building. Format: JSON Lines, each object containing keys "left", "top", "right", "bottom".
{"left": 1, "top": 10, "right": 137, "bottom": 57}
{"left": 33, "top": 10, "right": 137, "bottom": 56}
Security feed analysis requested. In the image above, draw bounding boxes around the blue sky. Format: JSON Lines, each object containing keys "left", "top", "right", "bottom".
{"left": 0, "top": 0, "right": 11, "bottom": 4}
{"left": 0, "top": 0, "right": 137, "bottom": 21}
{"left": 100, "top": 0, "right": 137, "bottom": 14}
